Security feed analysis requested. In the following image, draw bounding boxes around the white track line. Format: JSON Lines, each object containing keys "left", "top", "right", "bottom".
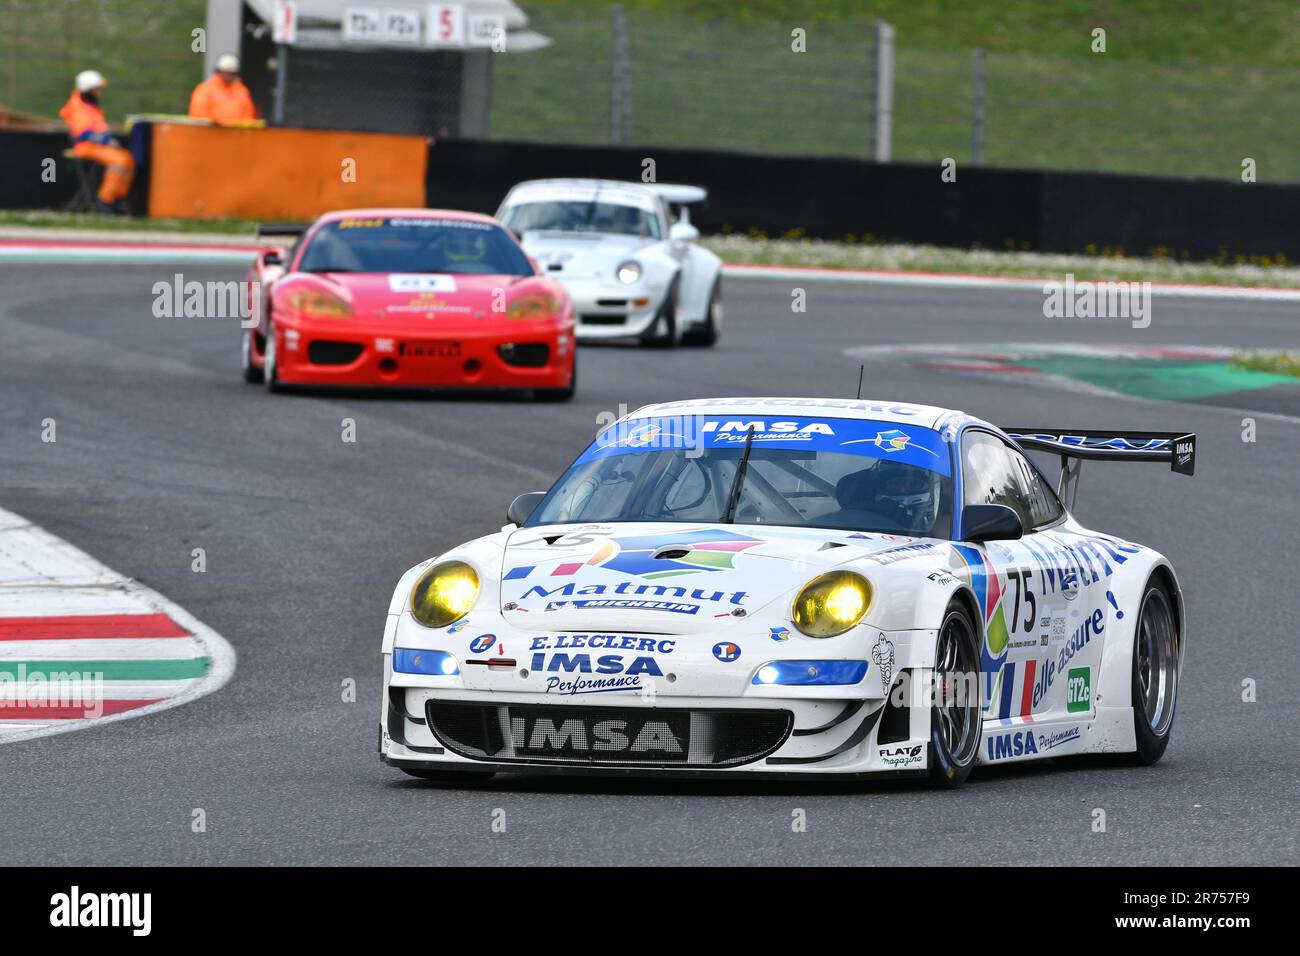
{"left": 723, "top": 263, "right": 1300, "bottom": 301}
{"left": 0, "top": 506, "right": 236, "bottom": 744}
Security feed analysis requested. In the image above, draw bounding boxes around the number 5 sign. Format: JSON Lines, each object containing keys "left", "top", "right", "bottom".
{"left": 425, "top": 4, "right": 465, "bottom": 47}
{"left": 272, "top": 0, "right": 298, "bottom": 44}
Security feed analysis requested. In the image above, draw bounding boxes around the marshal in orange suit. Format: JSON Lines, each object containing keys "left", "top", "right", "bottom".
{"left": 188, "top": 54, "right": 259, "bottom": 124}
{"left": 58, "top": 70, "right": 135, "bottom": 214}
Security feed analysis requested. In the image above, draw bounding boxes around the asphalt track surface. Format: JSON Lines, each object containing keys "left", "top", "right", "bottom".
{"left": 2, "top": 262, "right": 1296, "bottom": 866}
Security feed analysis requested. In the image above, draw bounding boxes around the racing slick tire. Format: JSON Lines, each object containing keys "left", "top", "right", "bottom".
{"left": 535, "top": 355, "right": 577, "bottom": 402}
{"left": 241, "top": 327, "right": 264, "bottom": 384}
{"left": 1129, "top": 579, "right": 1181, "bottom": 765}
{"left": 681, "top": 278, "right": 721, "bottom": 347}
{"left": 263, "top": 320, "right": 283, "bottom": 393}
{"left": 927, "top": 600, "right": 983, "bottom": 788}
{"left": 400, "top": 767, "right": 496, "bottom": 784}
{"left": 640, "top": 276, "right": 680, "bottom": 348}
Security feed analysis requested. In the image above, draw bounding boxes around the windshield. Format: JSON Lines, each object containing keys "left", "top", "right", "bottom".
{"left": 501, "top": 200, "right": 661, "bottom": 239}
{"left": 298, "top": 216, "right": 533, "bottom": 275}
{"left": 529, "top": 416, "right": 955, "bottom": 537}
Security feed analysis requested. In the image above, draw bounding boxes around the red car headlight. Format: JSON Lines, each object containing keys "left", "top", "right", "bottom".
{"left": 506, "top": 292, "right": 561, "bottom": 320}
{"left": 286, "top": 288, "right": 352, "bottom": 318}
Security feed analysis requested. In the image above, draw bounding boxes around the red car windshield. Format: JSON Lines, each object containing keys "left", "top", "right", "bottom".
{"left": 299, "top": 217, "right": 533, "bottom": 276}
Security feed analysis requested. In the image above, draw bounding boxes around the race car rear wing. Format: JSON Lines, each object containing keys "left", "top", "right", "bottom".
{"left": 645, "top": 183, "right": 707, "bottom": 205}
{"left": 1002, "top": 429, "right": 1195, "bottom": 510}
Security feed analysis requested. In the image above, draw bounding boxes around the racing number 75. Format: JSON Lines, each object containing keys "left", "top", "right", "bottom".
{"left": 1006, "top": 568, "right": 1036, "bottom": 634}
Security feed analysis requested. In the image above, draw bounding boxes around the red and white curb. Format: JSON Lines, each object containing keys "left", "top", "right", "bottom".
{"left": 6, "top": 236, "right": 1300, "bottom": 302}
{"left": 844, "top": 342, "right": 1242, "bottom": 363}
{"left": 0, "top": 238, "right": 258, "bottom": 264}
{"left": 0, "top": 506, "right": 235, "bottom": 743}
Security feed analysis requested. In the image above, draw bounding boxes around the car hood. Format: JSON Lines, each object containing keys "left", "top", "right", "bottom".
{"left": 520, "top": 232, "right": 654, "bottom": 280}
{"left": 286, "top": 271, "right": 533, "bottom": 321}
{"left": 496, "top": 521, "right": 946, "bottom": 634}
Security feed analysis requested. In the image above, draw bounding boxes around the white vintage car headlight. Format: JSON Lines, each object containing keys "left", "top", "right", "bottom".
{"left": 791, "top": 570, "right": 872, "bottom": 638}
{"left": 409, "top": 560, "right": 479, "bottom": 628}
{"left": 616, "top": 261, "right": 642, "bottom": 284}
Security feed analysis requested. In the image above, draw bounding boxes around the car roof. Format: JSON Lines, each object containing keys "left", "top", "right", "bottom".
{"left": 621, "top": 397, "right": 973, "bottom": 430}
{"left": 315, "top": 208, "right": 500, "bottom": 225}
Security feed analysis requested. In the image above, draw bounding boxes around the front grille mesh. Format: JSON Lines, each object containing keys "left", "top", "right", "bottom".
{"left": 498, "top": 342, "right": 549, "bottom": 367}
{"left": 425, "top": 701, "right": 792, "bottom": 768}
{"left": 308, "top": 340, "right": 364, "bottom": 365}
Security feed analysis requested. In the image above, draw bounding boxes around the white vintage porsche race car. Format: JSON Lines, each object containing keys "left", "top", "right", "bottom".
{"left": 496, "top": 179, "right": 723, "bottom": 346}
{"left": 379, "top": 397, "right": 1192, "bottom": 785}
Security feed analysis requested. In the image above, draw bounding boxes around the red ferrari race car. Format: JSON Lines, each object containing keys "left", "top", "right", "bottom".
{"left": 241, "top": 209, "right": 577, "bottom": 399}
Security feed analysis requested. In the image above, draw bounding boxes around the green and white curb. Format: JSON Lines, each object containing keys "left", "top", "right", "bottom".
{"left": 845, "top": 343, "right": 1300, "bottom": 404}
{"left": 0, "top": 506, "right": 236, "bottom": 743}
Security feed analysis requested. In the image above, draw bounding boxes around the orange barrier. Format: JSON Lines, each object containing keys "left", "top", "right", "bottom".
{"left": 148, "top": 123, "right": 427, "bottom": 220}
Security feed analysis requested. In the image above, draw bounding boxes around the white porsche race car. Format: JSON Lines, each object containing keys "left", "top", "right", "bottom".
{"left": 496, "top": 179, "right": 723, "bottom": 347}
{"left": 379, "top": 397, "right": 1192, "bottom": 785}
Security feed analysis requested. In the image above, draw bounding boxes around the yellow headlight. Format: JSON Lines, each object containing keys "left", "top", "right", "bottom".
{"left": 506, "top": 292, "right": 560, "bottom": 320}
{"left": 791, "top": 570, "right": 872, "bottom": 638}
{"left": 287, "top": 288, "right": 352, "bottom": 318}
{"left": 410, "top": 561, "right": 480, "bottom": 628}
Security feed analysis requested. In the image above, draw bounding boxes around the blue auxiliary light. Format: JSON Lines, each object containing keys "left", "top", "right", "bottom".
{"left": 752, "top": 660, "right": 868, "bottom": 686}
{"left": 393, "top": 648, "right": 460, "bottom": 676}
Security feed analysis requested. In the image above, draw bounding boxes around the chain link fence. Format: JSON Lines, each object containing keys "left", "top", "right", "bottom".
{"left": 5, "top": 0, "right": 1300, "bottom": 183}
{"left": 894, "top": 45, "right": 1300, "bottom": 181}
{"left": 492, "top": 5, "right": 1300, "bottom": 182}
{"left": 490, "top": 6, "right": 879, "bottom": 158}
{"left": 1, "top": 0, "right": 204, "bottom": 122}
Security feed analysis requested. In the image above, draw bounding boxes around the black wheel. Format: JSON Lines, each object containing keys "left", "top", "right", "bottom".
{"left": 681, "top": 277, "right": 721, "bottom": 347}
{"left": 928, "top": 601, "right": 983, "bottom": 788}
{"left": 400, "top": 767, "right": 496, "bottom": 784}
{"left": 640, "top": 277, "right": 679, "bottom": 348}
{"left": 241, "top": 327, "right": 264, "bottom": 384}
{"left": 263, "top": 320, "right": 282, "bottom": 393}
{"left": 535, "top": 353, "right": 577, "bottom": 401}
{"left": 1130, "top": 580, "right": 1181, "bottom": 765}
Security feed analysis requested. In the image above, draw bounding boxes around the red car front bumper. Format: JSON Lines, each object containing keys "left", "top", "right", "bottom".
{"left": 263, "top": 316, "right": 575, "bottom": 391}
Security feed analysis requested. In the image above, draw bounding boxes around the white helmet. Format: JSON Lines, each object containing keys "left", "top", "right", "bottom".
{"left": 75, "top": 70, "right": 107, "bottom": 93}
{"left": 216, "top": 53, "right": 240, "bottom": 73}
{"left": 872, "top": 459, "right": 941, "bottom": 530}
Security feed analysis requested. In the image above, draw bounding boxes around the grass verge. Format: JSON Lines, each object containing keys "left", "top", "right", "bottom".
{"left": 701, "top": 235, "right": 1300, "bottom": 288}
{"left": 6, "top": 210, "right": 1300, "bottom": 289}
{"left": 0, "top": 211, "right": 264, "bottom": 235}
{"left": 1233, "top": 351, "right": 1300, "bottom": 377}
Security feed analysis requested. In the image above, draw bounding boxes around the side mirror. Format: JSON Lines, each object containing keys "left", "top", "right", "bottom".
{"left": 962, "top": 504, "right": 1023, "bottom": 543}
{"left": 669, "top": 220, "right": 699, "bottom": 243}
{"left": 507, "top": 492, "right": 547, "bottom": 527}
{"left": 263, "top": 251, "right": 283, "bottom": 267}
